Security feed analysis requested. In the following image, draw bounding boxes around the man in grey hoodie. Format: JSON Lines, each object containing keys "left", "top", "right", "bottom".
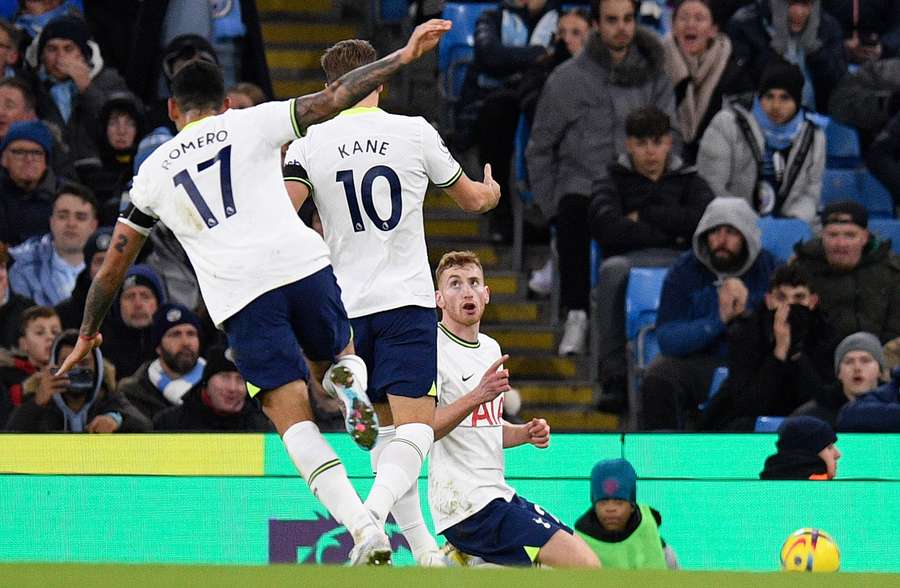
{"left": 638, "top": 198, "right": 778, "bottom": 430}
{"left": 526, "top": 0, "right": 677, "bottom": 357}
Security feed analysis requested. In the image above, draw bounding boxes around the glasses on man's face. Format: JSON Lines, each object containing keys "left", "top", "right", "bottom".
{"left": 8, "top": 148, "right": 45, "bottom": 160}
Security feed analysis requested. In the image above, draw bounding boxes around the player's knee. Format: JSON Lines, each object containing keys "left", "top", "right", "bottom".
{"left": 394, "top": 422, "right": 434, "bottom": 463}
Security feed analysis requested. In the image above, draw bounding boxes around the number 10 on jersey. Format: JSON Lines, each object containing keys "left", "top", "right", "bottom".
{"left": 336, "top": 165, "right": 402, "bottom": 232}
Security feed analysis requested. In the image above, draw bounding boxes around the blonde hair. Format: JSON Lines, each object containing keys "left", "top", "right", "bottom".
{"left": 435, "top": 250, "right": 484, "bottom": 285}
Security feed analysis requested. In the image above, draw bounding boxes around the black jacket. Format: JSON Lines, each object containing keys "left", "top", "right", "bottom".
{"left": 99, "top": 312, "right": 156, "bottom": 380}
{"left": 574, "top": 506, "right": 665, "bottom": 544}
{"left": 0, "top": 168, "right": 59, "bottom": 246}
{"left": 792, "top": 380, "right": 851, "bottom": 426}
{"left": 587, "top": 155, "right": 715, "bottom": 257}
{"left": 153, "top": 384, "right": 271, "bottom": 432}
{"left": 866, "top": 110, "right": 900, "bottom": 204}
{"left": 0, "top": 292, "right": 34, "bottom": 348}
{"left": 760, "top": 450, "right": 830, "bottom": 479}
{"left": 55, "top": 267, "right": 90, "bottom": 330}
{"left": 728, "top": 0, "right": 847, "bottom": 112}
{"left": 822, "top": 0, "right": 900, "bottom": 58}
{"left": 701, "top": 306, "right": 836, "bottom": 430}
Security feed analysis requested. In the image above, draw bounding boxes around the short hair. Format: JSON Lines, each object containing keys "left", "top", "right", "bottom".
{"left": 0, "top": 19, "right": 20, "bottom": 51}
{"left": 591, "top": 0, "right": 638, "bottom": 22}
{"left": 321, "top": 40, "right": 377, "bottom": 85}
{"left": 770, "top": 264, "right": 815, "bottom": 293}
{"left": 435, "top": 250, "right": 484, "bottom": 285}
{"left": 171, "top": 59, "right": 225, "bottom": 113}
{"left": 625, "top": 106, "right": 671, "bottom": 139}
{"left": 0, "top": 77, "right": 35, "bottom": 112}
{"left": 672, "top": 0, "right": 713, "bottom": 21}
{"left": 19, "top": 305, "right": 59, "bottom": 337}
{"left": 54, "top": 181, "right": 98, "bottom": 218}
{"left": 227, "top": 82, "right": 266, "bottom": 106}
{"left": 561, "top": 7, "right": 592, "bottom": 23}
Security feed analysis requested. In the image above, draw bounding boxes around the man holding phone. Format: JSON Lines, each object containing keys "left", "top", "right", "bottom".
{"left": 700, "top": 264, "right": 837, "bottom": 430}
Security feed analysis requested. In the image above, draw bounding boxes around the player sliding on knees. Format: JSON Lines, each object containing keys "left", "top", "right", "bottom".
{"left": 429, "top": 251, "right": 600, "bottom": 568}
{"left": 55, "top": 19, "right": 453, "bottom": 567}
{"left": 282, "top": 41, "right": 500, "bottom": 566}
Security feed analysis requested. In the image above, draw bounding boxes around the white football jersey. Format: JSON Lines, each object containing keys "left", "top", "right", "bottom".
{"left": 283, "top": 107, "right": 462, "bottom": 318}
{"left": 428, "top": 323, "right": 515, "bottom": 534}
{"left": 124, "top": 100, "right": 331, "bottom": 326}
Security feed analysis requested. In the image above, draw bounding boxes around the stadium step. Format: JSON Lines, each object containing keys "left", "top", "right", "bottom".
{"left": 516, "top": 381, "right": 594, "bottom": 406}
{"left": 518, "top": 408, "right": 619, "bottom": 432}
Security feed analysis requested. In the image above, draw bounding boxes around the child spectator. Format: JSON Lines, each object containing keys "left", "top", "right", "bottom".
{"left": 697, "top": 61, "right": 825, "bottom": 225}
{"left": 793, "top": 332, "right": 886, "bottom": 425}
{"left": 760, "top": 416, "right": 841, "bottom": 479}
{"left": 226, "top": 82, "right": 265, "bottom": 109}
{"left": 574, "top": 458, "right": 678, "bottom": 569}
{"left": 6, "top": 329, "right": 150, "bottom": 432}
{"left": 0, "top": 305, "right": 59, "bottom": 423}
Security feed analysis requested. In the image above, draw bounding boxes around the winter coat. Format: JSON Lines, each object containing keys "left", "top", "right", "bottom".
{"left": 791, "top": 237, "right": 900, "bottom": 343}
{"left": 656, "top": 198, "right": 779, "bottom": 358}
{"left": 153, "top": 384, "right": 271, "bottom": 432}
{"left": 5, "top": 337, "right": 150, "bottom": 432}
{"left": 0, "top": 290, "right": 34, "bottom": 348}
{"left": 587, "top": 154, "right": 715, "bottom": 256}
{"left": 759, "top": 450, "right": 831, "bottom": 479}
{"left": 728, "top": 0, "right": 847, "bottom": 112}
{"left": 8, "top": 233, "right": 84, "bottom": 306}
{"left": 792, "top": 380, "right": 853, "bottom": 427}
{"left": 828, "top": 57, "right": 900, "bottom": 134}
{"left": 526, "top": 28, "right": 676, "bottom": 218}
{"left": 99, "top": 314, "right": 156, "bottom": 381}
{"left": 0, "top": 167, "right": 59, "bottom": 246}
{"left": 697, "top": 97, "right": 825, "bottom": 224}
{"left": 55, "top": 267, "right": 90, "bottom": 330}
{"left": 701, "top": 307, "right": 836, "bottom": 430}
{"left": 837, "top": 368, "right": 900, "bottom": 431}
{"left": 822, "top": 0, "right": 900, "bottom": 58}
{"left": 866, "top": 110, "right": 900, "bottom": 203}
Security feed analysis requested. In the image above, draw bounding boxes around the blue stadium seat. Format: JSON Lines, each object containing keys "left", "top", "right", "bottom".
{"left": 869, "top": 219, "right": 900, "bottom": 254}
{"left": 699, "top": 366, "right": 729, "bottom": 411}
{"left": 825, "top": 119, "right": 862, "bottom": 168}
{"left": 821, "top": 169, "right": 861, "bottom": 208}
{"left": 754, "top": 416, "right": 785, "bottom": 433}
{"left": 0, "top": 0, "right": 16, "bottom": 19}
{"left": 758, "top": 217, "right": 813, "bottom": 262}
{"left": 857, "top": 171, "right": 896, "bottom": 219}
{"left": 378, "top": 0, "right": 408, "bottom": 22}
{"left": 625, "top": 267, "right": 668, "bottom": 429}
{"left": 438, "top": 3, "right": 493, "bottom": 101}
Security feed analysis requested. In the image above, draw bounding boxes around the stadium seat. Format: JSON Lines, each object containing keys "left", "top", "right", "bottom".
{"left": 438, "top": 3, "right": 493, "bottom": 102}
{"left": 824, "top": 119, "right": 862, "bottom": 168}
{"left": 378, "top": 0, "right": 408, "bottom": 22}
{"left": 754, "top": 416, "right": 785, "bottom": 433}
{"left": 869, "top": 219, "right": 900, "bottom": 254}
{"left": 757, "top": 217, "right": 813, "bottom": 262}
{"left": 0, "top": 0, "right": 15, "bottom": 20}
{"left": 625, "top": 267, "right": 668, "bottom": 429}
{"left": 821, "top": 169, "right": 861, "bottom": 208}
{"left": 699, "top": 366, "right": 729, "bottom": 412}
{"left": 857, "top": 171, "right": 896, "bottom": 219}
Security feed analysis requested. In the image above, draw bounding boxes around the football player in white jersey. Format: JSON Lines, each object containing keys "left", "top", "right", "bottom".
{"left": 282, "top": 41, "right": 500, "bottom": 565}
{"left": 430, "top": 251, "right": 600, "bottom": 568}
{"left": 55, "top": 19, "right": 453, "bottom": 566}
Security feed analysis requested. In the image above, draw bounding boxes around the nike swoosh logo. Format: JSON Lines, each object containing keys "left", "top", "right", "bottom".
{"left": 462, "top": 374, "right": 474, "bottom": 382}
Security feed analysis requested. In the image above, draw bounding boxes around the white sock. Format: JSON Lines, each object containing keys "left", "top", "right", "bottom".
{"left": 283, "top": 420, "right": 372, "bottom": 539}
{"left": 365, "top": 422, "right": 433, "bottom": 526}
{"left": 371, "top": 426, "right": 439, "bottom": 559}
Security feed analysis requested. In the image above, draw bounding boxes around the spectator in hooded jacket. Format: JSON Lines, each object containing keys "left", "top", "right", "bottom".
{"left": 153, "top": 345, "right": 270, "bottom": 432}
{"left": 837, "top": 367, "right": 900, "bottom": 431}
{"left": 587, "top": 106, "right": 714, "bottom": 411}
{"left": 639, "top": 198, "right": 778, "bottom": 430}
{"left": 728, "top": 0, "right": 846, "bottom": 112}
{"left": 697, "top": 61, "right": 825, "bottom": 225}
{"left": 661, "top": 0, "right": 747, "bottom": 163}
{"left": 6, "top": 329, "right": 150, "bottom": 432}
{"left": 8, "top": 182, "right": 98, "bottom": 306}
{"left": 760, "top": 416, "right": 841, "bottom": 479}
{"left": 98, "top": 263, "right": 165, "bottom": 378}
{"left": 793, "top": 331, "right": 887, "bottom": 425}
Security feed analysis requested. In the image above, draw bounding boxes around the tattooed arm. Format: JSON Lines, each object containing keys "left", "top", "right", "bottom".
{"left": 56, "top": 222, "right": 147, "bottom": 375}
{"left": 293, "top": 18, "right": 451, "bottom": 133}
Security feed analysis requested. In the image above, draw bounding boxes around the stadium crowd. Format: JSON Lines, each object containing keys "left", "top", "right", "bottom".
{"left": 0, "top": 0, "right": 896, "bottom": 436}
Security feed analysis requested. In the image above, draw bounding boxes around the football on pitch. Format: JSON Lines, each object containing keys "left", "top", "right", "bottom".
{"left": 780, "top": 528, "right": 840, "bottom": 572}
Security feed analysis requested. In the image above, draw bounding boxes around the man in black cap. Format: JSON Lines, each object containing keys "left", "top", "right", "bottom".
{"left": 792, "top": 200, "right": 900, "bottom": 346}
{"left": 760, "top": 415, "right": 841, "bottom": 479}
{"left": 153, "top": 345, "right": 270, "bottom": 432}
{"left": 117, "top": 302, "right": 205, "bottom": 422}
{"left": 30, "top": 14, "right": 128, "bottom": 165}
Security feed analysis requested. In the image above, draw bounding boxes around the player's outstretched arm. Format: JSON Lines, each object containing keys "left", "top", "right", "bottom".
{"left": 56, "top": 222, "right": 147, "bottom": 375}
{"left": 434, "top": 354, "right": 509, "bottom": 440}
{"left": 444, "top": 163, "right": 501, "bottom": 214}
{"left": 293, "top": 19, "right": 451, "bottom": 134}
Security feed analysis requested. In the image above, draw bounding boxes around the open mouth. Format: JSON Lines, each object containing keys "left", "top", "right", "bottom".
{"left": 462, "top": 302, "right": 476, "bottom": 312}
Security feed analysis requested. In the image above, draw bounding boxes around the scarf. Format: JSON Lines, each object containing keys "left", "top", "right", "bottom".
{"left": 40, "top": 67, "right": 77, "bottom": 124}
{"left": 752, "top": 96, "right": 803, "bottom": 151}
{"left": 147, "top": 357, "right": 206, "bottom": 406}
{"left": 662, "top": 33, "right": 732, "bottom": 142}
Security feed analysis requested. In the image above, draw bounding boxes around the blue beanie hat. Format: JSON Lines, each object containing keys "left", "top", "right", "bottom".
{"left": 590, "top": 458, "right": 637, "bottom": 504}
{"left": 122, "top": 264, "right": 166, "bottom": 305}
{"left": 777, "top": 417, "right": 837, "bottom": 455}
{"left": 1, "top": 120, "right": 53, "bottom": 155}
{"left": 151, "top": 303, "right": 202, "bottom": 348}
{"left": 133, "top": 126, "right": 173, "bottom": 174}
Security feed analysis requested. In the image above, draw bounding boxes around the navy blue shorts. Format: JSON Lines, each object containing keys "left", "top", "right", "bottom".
{"left": 442, "top": 495, "right": 573, "bottom": 566}
{"left": 223, "top": 266, "right": 351, "bottom": 397}
{"left": 350, "top": 306, "right": 437, "bottom": 403}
